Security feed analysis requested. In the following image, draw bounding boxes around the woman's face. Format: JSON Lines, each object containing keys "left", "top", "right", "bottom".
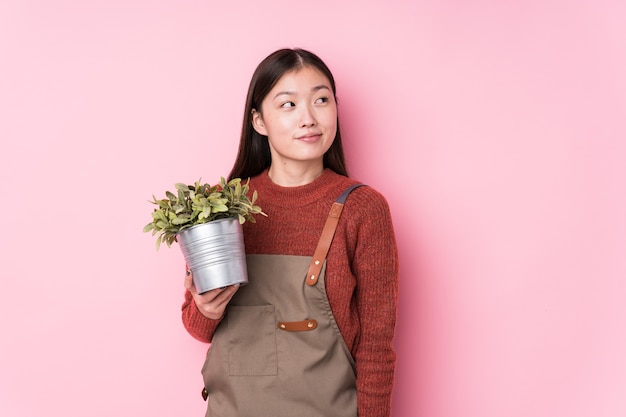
{"left": 252, "top": 65, "right": 337, "bottom": 171}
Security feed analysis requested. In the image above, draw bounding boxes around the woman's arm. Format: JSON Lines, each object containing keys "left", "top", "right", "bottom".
{"left": 353, "top": 190, "right": 400, "bottom": 417}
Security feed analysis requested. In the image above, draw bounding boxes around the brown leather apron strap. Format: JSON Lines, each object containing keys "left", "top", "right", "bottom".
{"left": 306, "top": 184, "right": 364, "bottom": 286}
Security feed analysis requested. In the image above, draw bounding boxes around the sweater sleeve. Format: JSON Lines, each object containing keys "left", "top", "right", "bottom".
{"left": 351, "top": 190, "right": 399, "bottom": 417}
{"left": 181, "top": 290, "right": 222, "bottom": 343}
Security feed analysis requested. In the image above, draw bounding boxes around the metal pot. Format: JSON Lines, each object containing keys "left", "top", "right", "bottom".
{"left": 177, "top": 218, "right": 248, "bottom": 294}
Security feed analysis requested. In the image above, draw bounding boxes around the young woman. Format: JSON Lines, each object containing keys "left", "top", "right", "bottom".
{"left": 181, "top": 48, "right": 399, "bottom": 417}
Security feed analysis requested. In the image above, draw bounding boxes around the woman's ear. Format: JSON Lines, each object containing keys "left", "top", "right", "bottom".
{"left": 251, "top": 109, "right": 268, "bottom": 136}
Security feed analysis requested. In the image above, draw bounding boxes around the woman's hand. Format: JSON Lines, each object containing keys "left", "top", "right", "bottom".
{"left": 184, "top": 269, "right": 240, "bottom": 320}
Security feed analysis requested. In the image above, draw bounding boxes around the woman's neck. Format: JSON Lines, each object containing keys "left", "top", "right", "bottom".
{"left": 267, "top": 162, "right": 324, "bottom": 187}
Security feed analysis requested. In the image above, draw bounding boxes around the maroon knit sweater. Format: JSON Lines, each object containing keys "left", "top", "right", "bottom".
{"left": 182, "top": 168, "right": 399, "bottom": 417}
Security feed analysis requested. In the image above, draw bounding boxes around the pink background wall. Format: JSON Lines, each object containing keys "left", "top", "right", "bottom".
{"left": 1, "top": 1, "right": 625, "bottom": 416}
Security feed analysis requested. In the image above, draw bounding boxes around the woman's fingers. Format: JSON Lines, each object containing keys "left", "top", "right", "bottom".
{"left": 206, "top": 285, "right": 239, "bottom": 315}
{"left": 184, "top": 268, "right": 195, "bottom": 291}
{"left": 185, "top": 268, "right": 240, "bottom": 319}
{"left": 196, "top": 287, "right": 237, "bottom": 320}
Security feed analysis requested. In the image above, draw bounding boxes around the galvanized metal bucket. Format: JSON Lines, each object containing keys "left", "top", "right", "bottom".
{"left": 177, "top": 218, "right": 248, "bottom": 294}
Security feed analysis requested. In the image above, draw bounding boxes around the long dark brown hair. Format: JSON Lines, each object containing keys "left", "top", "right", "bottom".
{"left": 228, "top": 48, "right": 348, "bottom": 180}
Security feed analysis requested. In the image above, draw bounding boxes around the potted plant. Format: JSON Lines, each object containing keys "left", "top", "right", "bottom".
{"left": 144, "top": 177, "right": 266, "bottom": 293}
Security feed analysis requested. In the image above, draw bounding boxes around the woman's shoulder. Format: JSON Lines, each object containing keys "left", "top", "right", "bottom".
{"left": 337, "top": 181, "right": 395, "bottom": 239}
{"left": 332, "top": 175, "right": 392, "bottom": 218}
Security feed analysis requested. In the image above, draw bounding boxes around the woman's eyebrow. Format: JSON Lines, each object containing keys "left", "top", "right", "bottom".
{"left": 312, "top": 85, "right": 331, "bottom": 92}
{"left": 273, "top": 85, "right": 331, "bottom": 100}
{"left": 273, "top": 91, "right": 295, "bottom": 100}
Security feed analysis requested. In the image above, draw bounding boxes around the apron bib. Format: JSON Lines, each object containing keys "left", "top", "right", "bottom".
{"left": 201, "top": 185, "right": 363, "bottom": 417}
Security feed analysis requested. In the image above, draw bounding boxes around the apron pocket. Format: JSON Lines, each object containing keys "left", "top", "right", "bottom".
{"left": 227, "top": 305, "right": 278, "bottom": 376}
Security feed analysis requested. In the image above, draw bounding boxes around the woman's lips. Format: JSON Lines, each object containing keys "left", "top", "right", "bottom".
{"left": 296, "top": 133, "right": 321, "bottom": 142}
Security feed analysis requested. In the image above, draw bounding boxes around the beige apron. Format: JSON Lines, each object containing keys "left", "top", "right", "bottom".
{"left": 201, "top": 185, "right": 363, "bottom": 417}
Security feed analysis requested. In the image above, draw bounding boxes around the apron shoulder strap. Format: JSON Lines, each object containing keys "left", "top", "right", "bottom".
{"left": 306, "top": 184, "right": 365, "bottom": 286}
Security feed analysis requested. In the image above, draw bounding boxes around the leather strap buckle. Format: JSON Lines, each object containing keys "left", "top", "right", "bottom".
{"left": 277, "top": 319, "right": 318, "bottom": 331}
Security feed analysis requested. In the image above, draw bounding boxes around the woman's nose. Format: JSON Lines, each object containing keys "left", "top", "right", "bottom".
{"left": 299, "top": 105, "right": 317, "bottom": 127}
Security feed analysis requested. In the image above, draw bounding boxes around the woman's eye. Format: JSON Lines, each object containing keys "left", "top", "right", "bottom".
{"left": 281, "top": 101, "right": 295, "bottom": 108}
{"left": 315, "top": 97, "right": 329, "bottom": 104}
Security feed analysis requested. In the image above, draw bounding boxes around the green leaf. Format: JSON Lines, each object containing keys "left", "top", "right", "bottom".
{"left": 171, "top": 216, "right": 191, "bottom": 225}
{"left": 159, "top": 210, "right": 171, "bottom": 221}
{"left": 212, "top": 203, "right": 228, "bottom": 213}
